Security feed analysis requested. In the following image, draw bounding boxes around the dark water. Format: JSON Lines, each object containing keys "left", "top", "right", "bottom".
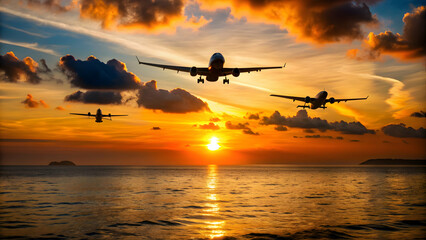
{"left": 0, "top": 165, "right": 425, "bottom": 239}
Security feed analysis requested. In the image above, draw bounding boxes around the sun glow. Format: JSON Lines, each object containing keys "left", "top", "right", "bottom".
{"left": 207, "top": 137, "right": 220, "bottom": 151}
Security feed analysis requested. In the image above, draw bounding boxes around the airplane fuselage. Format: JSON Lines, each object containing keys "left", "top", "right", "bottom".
{"left": 206, "top": 53, "right": 225, "bottom": 81}
{"left": 95, "top": 108, "right": 103, "bottom": 122}
{"left": 310, "top": 91, "right": 328, "bottom": 109}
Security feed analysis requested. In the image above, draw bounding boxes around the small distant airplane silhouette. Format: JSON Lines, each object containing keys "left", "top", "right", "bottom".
{"left": 270, "top": 90, "right": 368, "bottom": 109}
{"left": 70, "top": 108, "right": 127, "bottom": 123}
{"left": 136, "top": 52, "right": 284, "bottom": 84}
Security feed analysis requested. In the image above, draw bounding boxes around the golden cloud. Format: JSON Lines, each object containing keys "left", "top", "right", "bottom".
{"left": 79, "top": 0, "right": 211, "bottom": 33}
{"left": 0, "top": 52, "right": 42, "bottom": 83}
{"left": 198, "top": 0, "right": 379, "bottom": 43}
{"left": 22, "top": 94, "right": 49, "bottom": 108}
{"left": 349, "top": 6, "right": 425, "bottom": 61}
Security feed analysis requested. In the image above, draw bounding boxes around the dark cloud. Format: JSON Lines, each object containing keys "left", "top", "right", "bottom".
{"left": 199, "top": 122, "right": 220, "bottom": 130}
{"left": 260, "top": 110, "right": 375, "bottom": 135}
{"left": 298, "top": 1, "right": 378, "bottom": 42}
{"left": 210, "top": 117, "right": 221, "bottom": 122}
{"left": 336, "top": 136, "right": 344, "bottom": 140}
{"left": 152, "top": 127, "right": 161, "bottom": 130}
{"left": 136, "top": 80, "right": 210, "bottom": 113}
{"left": 243, "top": 129, "right": 259, "bottom": 135}
{"left": 59, "top": 55, "right": 141, "bottom": 90}
{"left": 225, "top": 121, "right": 259, "bottom": 135}
{"left": 330, "top": 121, "right": 375, "bottom": 135}
{"left": 306, "top": 134, "right": 322, "bottom": 138}
{"left": 304, "top": 129, "right": 315, "bottom": 133}
{"left": 382, "top": 123, "right": 426, "bottom": 138}
{"left": 350, "top": 139, "right": 360, "bottom": 142}
{"left": 411, "top": 111, "right": 426, "bottom": 118}
{"left": 246, "top": 113, "right": 260, "bottom": 120}
{"left": 22, "top": 94, "right": 48, "bottom": 108}
{"left": 64, "top": 90, "right": 123, "bottom": 105}
{"left": 226, "top": 121, "right": 249, "bottom": 130}
{"left": 0, "top": 52, "right": 42, "bottom": 83}
{"left": 80, "top": 0, "right": 184, "bottom": 29}
{"left": 200, "top": 0, "right": 379, "bottom": 43}
{"left": 260, "top": 110, "right": 331, "bottom": 131}
{"left": 21, "top": 0, "right": 210, "bottom": 32}
{"left": 39, "top": 59, "right": 51, "bottom": 73}
{"left": 275, "top": 125, "right": 287, "bottom": 131}
{"left": 350, "top": 6, "right": 425, "bottom": 60}
{"left": 305, "top": 135, "right": 333, "bottom": 139}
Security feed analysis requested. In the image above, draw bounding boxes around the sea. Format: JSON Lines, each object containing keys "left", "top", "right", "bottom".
{"left": 0, "top": 165, "right": 425, "bottom": 239}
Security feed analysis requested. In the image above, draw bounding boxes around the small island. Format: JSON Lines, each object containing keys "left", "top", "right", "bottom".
{"left": 48, "top": 161, "right": 76, "bottom": 166}
{"left": 360, "top": 159, "right": 426, "bottom": 165}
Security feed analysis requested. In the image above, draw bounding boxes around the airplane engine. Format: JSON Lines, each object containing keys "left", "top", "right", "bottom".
{"left": 88, "top": 112, "right": 91, "bottom": 116}
{"left": 109, "top": 113, "right": 111, "bottom": 117}
{"left": 329, "top": 97, "right": 335, "bottom": 104}
{"left": 190, "top": 66, "right": 197, "bottom": 76}
{"left": 305, "top": 96, "right": 311, "bottom": 103}
{"left": 232, "top": 68, "right": 240, "bottom": 77}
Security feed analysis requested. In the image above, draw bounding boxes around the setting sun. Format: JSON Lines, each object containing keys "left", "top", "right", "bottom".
{"left": 207, "top": 137, "right": 220, "bottom": 151}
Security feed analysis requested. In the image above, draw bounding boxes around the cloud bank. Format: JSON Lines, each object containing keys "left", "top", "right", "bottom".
{"left": 199, "top": 122, "right": 220, "bottom": 130}
{"left": 59, "top": 55, "right": 141, "bottom": 90}
{"left": 0, "top": 52, "right": 42, "bottom": 83}
{"left": 260, "top": 110, "right": 375, "bottom": 135}
{"left": 21, "top": 0, "right": 211, "bottom": 32}
{"left": 411, "top": 111, "right": 426, "bottom": 118}
{"left": 199, "top": 0, "right": 379, "bottom": 44}
{"left": 136, "top": 80, "right": 210, "bottom": 113}
{"left": 349, "top": 6, "right": 425, "bottom": 61}
{"left": 382, "top": 123, "right": 426, "bottom": 138}
{"left": 226, "top": 121, "right": 259, "bottom": 135}
{"left": 64, "top": 90, "right": 123, "bottom": 105}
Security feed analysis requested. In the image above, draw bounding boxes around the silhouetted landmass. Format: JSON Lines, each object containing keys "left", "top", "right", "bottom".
{"left": 360, "top": 159, "right": 426, "bottom": 165}
{"left": 48, "top": 161, "right": 76, "bottom": 166}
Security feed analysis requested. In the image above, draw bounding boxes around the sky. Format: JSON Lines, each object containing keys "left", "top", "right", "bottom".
{"left": 0, "top": 0, "right": 425, "bottom": 165}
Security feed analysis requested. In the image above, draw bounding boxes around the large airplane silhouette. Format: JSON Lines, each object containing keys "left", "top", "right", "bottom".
{"left": 70, "top": 109, "right": 127, "bottom": 123}
{"left": 271, "top": 91, "right": 368, "bottom": 109}
{"left": 136, "top": 53, "right": 284, "bottom": 84}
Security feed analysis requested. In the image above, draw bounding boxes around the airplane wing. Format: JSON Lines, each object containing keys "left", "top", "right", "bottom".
{"left": 136, "top": 56, "right": 210, "bottom": 74}
{"left": 327, "top": 96, "right": 369, "bottom": 103}
{"left": 70, "top": 113, "right": 94, "bottom": 116}
{"left": 270, "top": 94, "right": 314, "bottom": 103}
{"left": 222, "top": 64, "right": 284, "bottom": 75}
{"left": 102, "top": 115, "right": 128, "bottom": 117}
{"left": 137, "top": 56, "right": 283, "bottom": 76}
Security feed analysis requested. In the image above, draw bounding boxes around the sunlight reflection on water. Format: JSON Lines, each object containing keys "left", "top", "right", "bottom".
{"left": 202, "top": 165, "right": 225, "bottom": 239}
{"left": 0, "top": 165, "right": 425, "bottom": 239}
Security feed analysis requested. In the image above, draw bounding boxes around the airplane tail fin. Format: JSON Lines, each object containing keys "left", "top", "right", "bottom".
{"left": 136, "top": 56, "right": 141, "bottom": 64}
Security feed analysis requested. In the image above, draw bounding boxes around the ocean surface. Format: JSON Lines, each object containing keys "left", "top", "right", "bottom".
{"left": 0, "top": 165, "right": 425, "bottom": 239}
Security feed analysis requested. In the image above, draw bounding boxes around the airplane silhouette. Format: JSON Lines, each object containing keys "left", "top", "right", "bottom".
{"left": 70, "top": 108, "right": 127, "bottom": 123}
{"left": 270, "top": 91, "right": 368, "bottom": 109}
{"left": 136, "top": 52, "right": 284, "bottom": 84}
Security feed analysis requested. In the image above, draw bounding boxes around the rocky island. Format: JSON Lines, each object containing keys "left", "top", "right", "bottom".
{"left": 360, "top": 159, "right": 426, "bottom": 165}
{"left": 48, "top": 161, "right": 76, "bottom": 166}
